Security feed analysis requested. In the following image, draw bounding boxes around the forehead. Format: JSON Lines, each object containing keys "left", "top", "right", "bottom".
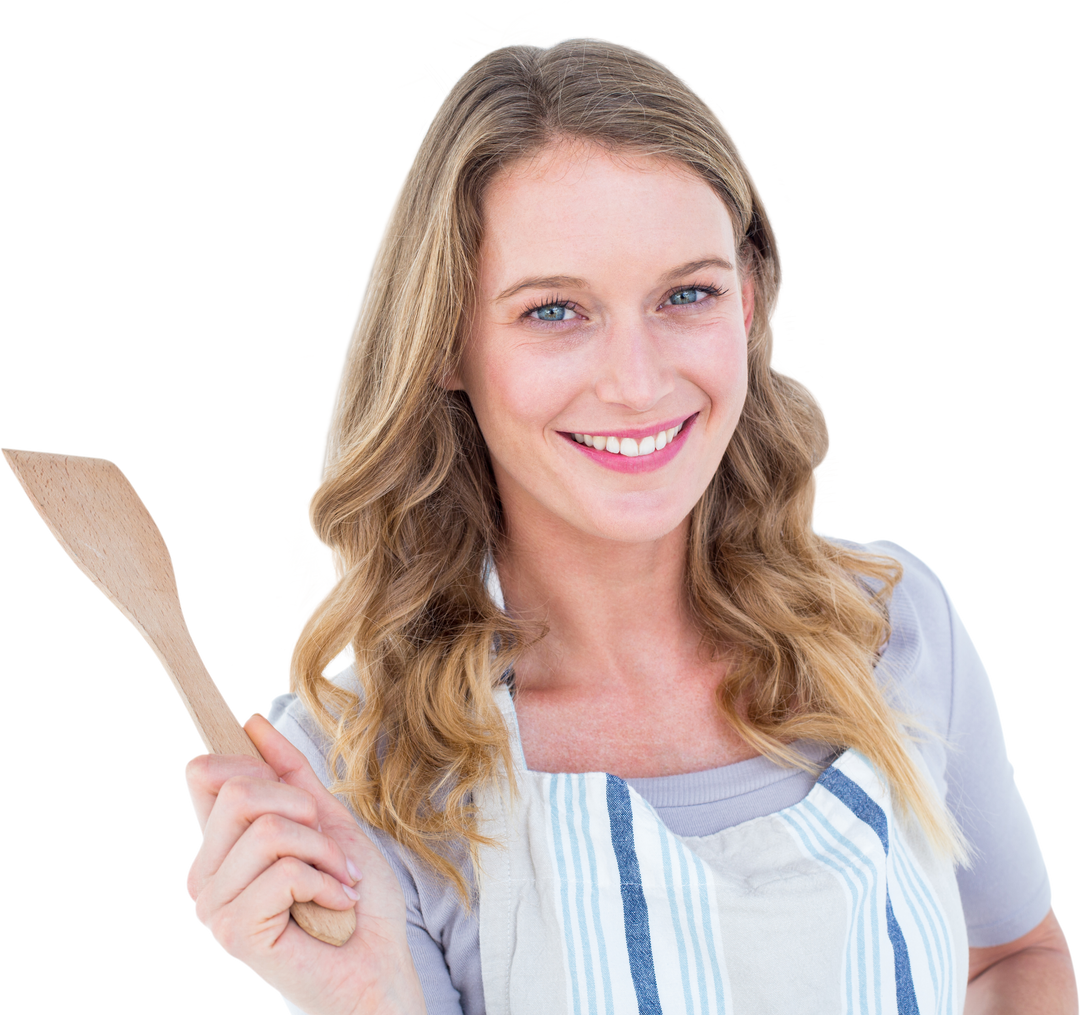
{"left": 492, "top": 140, "right": 712, "bottom": 198}
{"left": 479, "top": 143, "right": 737, "bottom": 284}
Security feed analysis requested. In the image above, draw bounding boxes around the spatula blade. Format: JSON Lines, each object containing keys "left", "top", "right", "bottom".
{"left": 3, "top": 448, "right": 256, "bottom": 756}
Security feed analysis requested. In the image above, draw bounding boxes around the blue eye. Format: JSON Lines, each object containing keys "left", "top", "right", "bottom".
{"left": 528, "top": 302, "right": 579, "bottom": 322}
{"left": 665, "top": 285, "right": 725, "bottom": 304}
{"left": 522, "top": 280, "right": 725, "bottom": 326}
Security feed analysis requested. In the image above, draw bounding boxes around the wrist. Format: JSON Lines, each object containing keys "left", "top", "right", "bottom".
{"left": 348, "top": 952, "right": 427, "bottom": 1015}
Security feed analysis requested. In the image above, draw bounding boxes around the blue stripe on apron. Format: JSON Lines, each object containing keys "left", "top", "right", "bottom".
{"left": 606, "top": 774, "right": 664, "bottom": 1015}
{"left": 821, "top": 768, "right": 921, "bottom": 1015}
{"left": 893, "top": 834, "right": 955, "bottom": 1014}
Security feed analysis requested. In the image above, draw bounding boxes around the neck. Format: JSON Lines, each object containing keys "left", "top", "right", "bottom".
{"left": 496, "top": 503, "right": 705, "bottom": 696}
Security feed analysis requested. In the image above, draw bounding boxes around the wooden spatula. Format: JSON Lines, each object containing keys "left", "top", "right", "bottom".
{"left": 3, "top": 449, "right": 356, "bottom": 947}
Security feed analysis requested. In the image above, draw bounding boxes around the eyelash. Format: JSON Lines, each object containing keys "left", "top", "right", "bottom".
{"left": 521, "top": 282, "right": 728, "bottom": 322}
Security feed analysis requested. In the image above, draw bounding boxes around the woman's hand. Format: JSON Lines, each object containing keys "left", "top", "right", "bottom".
{"left": 186, "top": 715, "right": 427, "bottom": 1015}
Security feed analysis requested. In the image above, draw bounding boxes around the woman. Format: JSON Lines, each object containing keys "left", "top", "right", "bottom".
{"left": 186, "top": 40, "right": 1075, "bottom": 1014}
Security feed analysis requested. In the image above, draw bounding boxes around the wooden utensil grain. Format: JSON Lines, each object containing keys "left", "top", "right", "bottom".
{"left": 2, "top": 449, "right": 356, "bottom": 947}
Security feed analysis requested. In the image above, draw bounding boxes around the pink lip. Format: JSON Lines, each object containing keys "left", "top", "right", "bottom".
{"left": 557, "top": 414, "right": 691, "bottom": 442}
{"left": 558, "top": 413, "right": 698, "bottom": 473}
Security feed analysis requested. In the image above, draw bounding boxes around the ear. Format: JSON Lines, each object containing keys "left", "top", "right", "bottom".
{"left": 439, "top": 368, "right": 466, "bottom": 391}
{"left": 741, "top": 274, "right": 755, "bottom": 336}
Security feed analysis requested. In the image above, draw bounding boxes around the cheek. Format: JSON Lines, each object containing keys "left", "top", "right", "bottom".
{"left": 467, "top": 348, "right": 556, "bottom": 452}
{"left": 694, "top": 328, "right": 749, "bottom": 418}
{"left": 471, "top": 342, "right": 581, "bottom": 443}
{"left": 686, "top": 337, "right": 747, "bottom": 488}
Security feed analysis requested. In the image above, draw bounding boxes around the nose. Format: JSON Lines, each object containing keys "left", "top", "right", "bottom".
{"left": 593, "top": 319, "right": 674, "bottom": 412}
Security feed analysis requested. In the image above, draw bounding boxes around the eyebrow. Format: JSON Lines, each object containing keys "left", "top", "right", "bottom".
{"left": 493, "top": 257, "right": 736, "bottom": 304}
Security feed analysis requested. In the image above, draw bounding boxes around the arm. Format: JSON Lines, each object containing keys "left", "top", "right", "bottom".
{"left": 965, "top": 909, "right": 1077, "bottom": 1013}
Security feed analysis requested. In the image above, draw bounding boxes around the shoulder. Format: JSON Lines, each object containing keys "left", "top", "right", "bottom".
{"left": 812, "top": 522, "right": 950, "bottom": 596}
{"left": 268, "top": 667, "right": 364, "bottom": 786}
{"left": 830, "top": 539, "right": 963, "bottom": 780}
{"left": 829, "top": 538, "right": 957, "bottom": 686}
{"left": 268, "top": 670, "right": 408, "bottom": 878}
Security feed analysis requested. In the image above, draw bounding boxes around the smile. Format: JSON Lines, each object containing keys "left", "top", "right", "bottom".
{"left": 571, "top": 420, "right": 685, "bottom": 457}
{"left": 559, "top": 413, "right": 697, "bottom": 474}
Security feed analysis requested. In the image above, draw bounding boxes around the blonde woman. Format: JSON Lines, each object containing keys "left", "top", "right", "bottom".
{"left": 186, "top": 41, "right": 1075, "bottom": 1015}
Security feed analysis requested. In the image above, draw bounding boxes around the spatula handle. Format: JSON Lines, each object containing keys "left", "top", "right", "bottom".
{"left": 289, "top": 899, "right": 356, "bottom": 947}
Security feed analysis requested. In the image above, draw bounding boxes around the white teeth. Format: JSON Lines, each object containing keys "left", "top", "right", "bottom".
{"left": 574, "top": 420, "right": 687, "bottom": 458}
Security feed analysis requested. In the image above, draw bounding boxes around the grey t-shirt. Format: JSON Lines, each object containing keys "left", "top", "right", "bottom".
{"left": 270, "top": 541, "right": 1051, "bottom": 1015}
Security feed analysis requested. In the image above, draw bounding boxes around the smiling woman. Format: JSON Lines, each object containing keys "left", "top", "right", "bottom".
{"left": 184, "top": 39, "right": 1076, "bottom": 1015}
{"left": 453, "top": 144, "right": 751, "bottom": 537}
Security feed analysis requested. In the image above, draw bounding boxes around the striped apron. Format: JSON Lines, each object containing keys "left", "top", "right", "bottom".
{"left": 476, "top": 685, "right": 967, "bottom": 1014}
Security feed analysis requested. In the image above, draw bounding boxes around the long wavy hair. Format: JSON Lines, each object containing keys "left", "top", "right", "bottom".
{"left": 292, "top": 39, "right": 962, "bottom": 896}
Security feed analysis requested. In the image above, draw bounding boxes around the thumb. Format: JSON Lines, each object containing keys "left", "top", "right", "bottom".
{"left": 244, "top": 714, "right": 393, "bottom": 888}
{"left": 244, "top": 714, "right": 367, "bottom": 844}
{"left": 244, "top": 713, "right": 331, "bottom": 795}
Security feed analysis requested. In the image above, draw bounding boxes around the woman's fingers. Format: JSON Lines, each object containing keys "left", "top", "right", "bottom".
{"left": 187, "top": 718, "right": 336, "bottom": 831}
{"left": 182, "top": 712, "right": 341, "bottom": 846}
{"left": 183, "top": 747, "right": 280, "bottom": 837}
{"left": 240, "top": 712, "right": 349, "bottom": 824}
{"left": 190, "top": 785, "right": 355, "bottom": 901}
{"left": 192, "top": 812, "right": 360, "bottom": 941}
{"left": 244, "top": 714, "right": 379, "bottom": 863}
{"left": 187, "top": 719, "right": 366, "bottom": 934}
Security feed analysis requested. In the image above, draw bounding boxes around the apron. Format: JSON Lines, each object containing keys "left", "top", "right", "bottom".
{"left": 476, "top": 685, "right": 968, "bottom": 1015}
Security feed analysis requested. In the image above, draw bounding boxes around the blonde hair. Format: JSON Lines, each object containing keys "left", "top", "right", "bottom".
{"left": 292, "top": 39, "right": 961, "bottom": 896}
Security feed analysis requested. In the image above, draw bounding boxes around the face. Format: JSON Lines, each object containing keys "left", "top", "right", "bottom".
{"left": 451, "top": 142, "right": 753, "bottom": 546}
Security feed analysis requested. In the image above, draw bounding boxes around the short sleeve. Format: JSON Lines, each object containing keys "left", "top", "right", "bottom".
{"left": 939, "top": 603, "right": 1052, "bottom": 945}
